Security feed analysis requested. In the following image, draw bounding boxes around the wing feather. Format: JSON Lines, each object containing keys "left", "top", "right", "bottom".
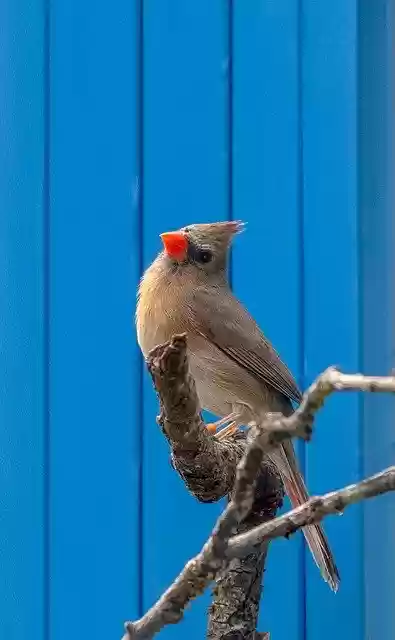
{"left": 188, "top": 287, "right": 302, "bottom": 404}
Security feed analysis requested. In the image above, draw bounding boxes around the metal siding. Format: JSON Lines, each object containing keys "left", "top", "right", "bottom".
{"left": 232, "top": 2, "right": 304, "bottom": 638}
{"left": 49, "top": 1, "right": 141, "bottom": 637}
{"left": 0, "top": 0, "right": 46, "bottom": 638}
{"left": 359, "top": 2, "right": 395, "bottom": 639}
{"left": 1, "top": 1, "right": 394, "bottom": 639}
{"left": 302, "top": 2, "right": 363, "bottom": 639}
{"left": 141, "top": 2, "right": 229, "bottom": 638}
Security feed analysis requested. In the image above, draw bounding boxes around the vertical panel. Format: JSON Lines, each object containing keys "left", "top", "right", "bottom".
{"left": 302, "top": 3, "right": 362, "bottom": 639}
{"left": 142, "top": 2, "right": 228, "bottom": 638}
{"left": 359, "top": 1, "right": 395, "bottom": 638}
{"left": 0, "top": 0, "right": 46, "bottom": 638}
{"left": 50, "top": 1, "right": 141, "bottom": 637}
{"left": 232, "top": 2, "right": 303, "bottom": 638}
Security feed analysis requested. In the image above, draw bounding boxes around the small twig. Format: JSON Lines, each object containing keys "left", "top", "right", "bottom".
{"left": 252, "top": 366, "right": 395, "bottom": 453}
{"left": 228, "top": 467, "right": 395, "bottom": 558}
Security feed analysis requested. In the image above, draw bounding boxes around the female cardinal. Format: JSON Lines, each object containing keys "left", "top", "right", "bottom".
{"left": 136, "top": 220, "right": 340, "bottom": 591}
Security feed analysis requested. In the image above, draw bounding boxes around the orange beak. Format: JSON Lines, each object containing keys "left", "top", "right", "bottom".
{"left": 160, "top": 231, "right": 188, "bottom": 260}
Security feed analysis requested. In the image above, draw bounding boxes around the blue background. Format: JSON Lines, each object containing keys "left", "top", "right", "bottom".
{"left": 1, "top": 1, "right": 394, "bottom": 639}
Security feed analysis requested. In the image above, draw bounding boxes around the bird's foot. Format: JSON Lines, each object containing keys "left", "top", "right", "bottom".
{"left": 206, "top": 412, "right": 240, "bottom": 440}
{"left": 206, "top": 412, "right": 238, "bottom": 434}
{"left": 214, "top": 421, "right": 238, "bottom": 440}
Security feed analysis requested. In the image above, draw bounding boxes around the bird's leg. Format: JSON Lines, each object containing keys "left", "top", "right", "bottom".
{"left": 214, "top": 421, "right": 238, "bottom": 440}
{"left": 214, "top": 407, "right": 246, "bottom": 440}
{"left": 206, "top": 411, "right": 244, "bottom": 440}
{"left": 206, "top": 412, "right": 239, "bottom": 435}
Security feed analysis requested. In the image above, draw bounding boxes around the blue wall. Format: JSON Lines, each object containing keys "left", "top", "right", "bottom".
{"left": 0, "top": 1, "right": 394, "bottom": 639}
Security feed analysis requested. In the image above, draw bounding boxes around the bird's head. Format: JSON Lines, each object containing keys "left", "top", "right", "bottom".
{"left": 159, "top": 221, "right": 244, "bottom": 278}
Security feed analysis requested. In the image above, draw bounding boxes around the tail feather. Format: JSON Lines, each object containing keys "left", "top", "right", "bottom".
{"left": 271, "top": 443, "right": 340, "bottom": 592}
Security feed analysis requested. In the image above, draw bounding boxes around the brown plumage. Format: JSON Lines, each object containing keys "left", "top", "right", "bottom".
{"left": 136, "top": 220, "right": 340, "bottom": 592}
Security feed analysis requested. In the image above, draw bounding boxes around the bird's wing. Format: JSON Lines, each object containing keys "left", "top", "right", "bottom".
{"left": 187, "top": 286, "right": 302, "bottom": 404}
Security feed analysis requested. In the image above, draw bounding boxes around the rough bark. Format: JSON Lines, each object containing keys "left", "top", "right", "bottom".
{"left": 208, "top": 459, "right": 281, "bottom": 640}
{"left": 125, "top": 334, "right": 283, "bottom": 640}
{"left": 123, "top": 334, "right": 395, "bottom": 640}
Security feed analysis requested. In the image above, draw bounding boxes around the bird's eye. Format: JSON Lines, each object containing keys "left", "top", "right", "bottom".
{"left": 196, "top": 248, "right": 213, "bottom": 264}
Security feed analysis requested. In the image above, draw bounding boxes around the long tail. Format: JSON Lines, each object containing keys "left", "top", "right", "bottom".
{"left": 270, "top": 441, "right": 340, "bottom": 592}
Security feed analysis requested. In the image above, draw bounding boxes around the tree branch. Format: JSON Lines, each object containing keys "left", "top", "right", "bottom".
{"left": 228, "top": 466, "right": 395, "bottom": 558}
{"left": 247, "top": 366, "right": 395, "bottom": 454}
{"left": 146, "top": 333, "right": 253, "bottom": 502}
{"left": 208, "top": 460, "right": 281, "bottom": 640}
{"left": 123, "top": 437, "right": 281, "bottom": 640}
{"left": 123, "top": 468, "right": 395, "bottom": 640}
{"left": 122, "top": 335, "right": 395, "bottom": 640}
{"left": 124, "top": 335, "right": 282, "bottom": 640}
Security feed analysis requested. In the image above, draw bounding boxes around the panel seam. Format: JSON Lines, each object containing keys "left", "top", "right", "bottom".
{"left": 297, "top": 1, "right": 307, "bottom": 639}
{"left": 355, "top": 3, "right": 365, "bottom": 637}
{"left": 42, "top": 0, "right": 51, "bottom": 636}
{"left": 136, "top": 0, "right": 145, "bottom": 619}
{"left": 228, "top": 0, "right": 234, "bottom": 287}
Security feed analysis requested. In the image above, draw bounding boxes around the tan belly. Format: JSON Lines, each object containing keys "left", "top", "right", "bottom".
{"left": 187, "top": 335, "right": 273, "bottom": 421}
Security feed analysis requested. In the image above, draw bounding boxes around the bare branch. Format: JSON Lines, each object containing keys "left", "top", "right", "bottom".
{"left": 146, "top": 334, "right": 255, "bottom": 501}
{"left": 251, "top": 366, "right": 395, "bottom": 454}
{"left": 208, "top": 463, "right": 281, "bottom": 640}
{"left": 123, "top": 335, "right": 282, "bottom": 640}
{"left": 123, "top": 467, "right": 395, "bottom": 640}
{"left": 124, "top": 421, "right": 280, "bottom": 638}
{"left": 228, "top": 466, "right": 395, "bottom": 558}
{"left": 122, "top": 335, "right": 395, "bottom": 640}
{"left": 123, "top": 441, "right": 275, "bottom": 639}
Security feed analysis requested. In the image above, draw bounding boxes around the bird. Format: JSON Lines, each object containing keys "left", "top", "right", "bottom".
{"left": 136, "top": 220, "right": 340, "bottom": 592}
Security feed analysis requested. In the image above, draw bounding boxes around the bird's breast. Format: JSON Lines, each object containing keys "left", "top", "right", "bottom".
{"left": 136, "top": 264, "right": 188, "bottom": 357}
{"left": 136, "top": 263, "right": 279, "bottom": 422}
